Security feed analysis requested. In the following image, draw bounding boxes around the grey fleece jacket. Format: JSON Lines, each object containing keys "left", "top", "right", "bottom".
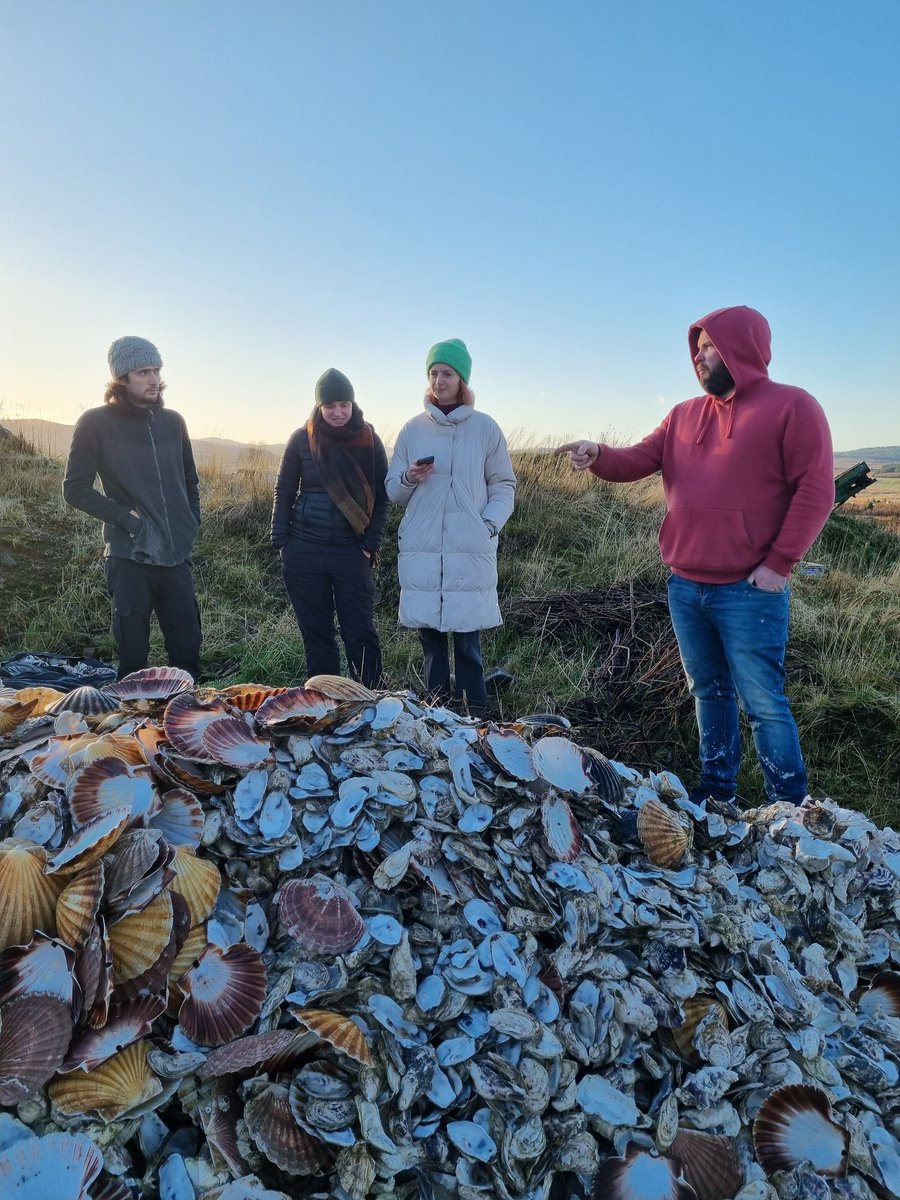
{"left": 63, "top": 399, "right": 200, "bottom": 566}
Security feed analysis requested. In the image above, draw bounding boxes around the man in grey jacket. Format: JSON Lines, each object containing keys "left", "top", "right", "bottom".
{"left": 63, "top": 336, "right": 202, "bottom": 680}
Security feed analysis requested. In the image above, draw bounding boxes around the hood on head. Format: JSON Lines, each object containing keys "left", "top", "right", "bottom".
{"left": 689, "top": 306, "right": 771, "bottom": 394}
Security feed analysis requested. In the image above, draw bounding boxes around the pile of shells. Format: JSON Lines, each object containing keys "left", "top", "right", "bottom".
{"left": 0, "top": 668, "right": 899, "bottom": 1200}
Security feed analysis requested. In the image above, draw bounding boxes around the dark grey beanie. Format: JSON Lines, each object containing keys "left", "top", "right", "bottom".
{"left": 315, "top": 367, "right": 355, "bottom": 407}
{"left": 108, "top": 336, "right": 163, "bottom": 379}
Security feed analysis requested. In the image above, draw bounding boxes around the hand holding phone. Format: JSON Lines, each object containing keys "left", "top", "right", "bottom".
{"left": 415, "top": 455, "right": 435, "bottom": 466}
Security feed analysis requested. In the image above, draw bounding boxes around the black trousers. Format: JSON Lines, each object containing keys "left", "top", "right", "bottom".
{"left": 105, "top": 557, "right": 202, "bottom": 681}
{"left": 281, "top": 539, "right": 383, "bottom": 688}
{"left": 418, "top": 628, "right": 486, "bottom": 714}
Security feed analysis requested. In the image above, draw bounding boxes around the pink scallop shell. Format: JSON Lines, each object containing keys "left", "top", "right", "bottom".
{"left": 178, "top": 942, "right": 267, "bottom": 1046}
{"left": 255, "top": 687, "right": 338, "bottom": 729}
{"left": 66, "top": 756, "right": 159, "bottom": 827}
{"left": 104, "top": 666, "right": 194, "bottom": 705}
{"left": 0, "top": 993, "right": 74, "bottom": 1104}
{"left": 278, "top": 875, "right": 365, "bottom": 955}
{"left": 163, "top": 692, "right": 234, "bottom": 762}
{"left": 201, "top": 716, "right": 272, "bottom": 769}
{"left": 0, "top": 1131, "right": 103, "bottom": 1199}
{"left": 60, "top": 995, "right": 167, "bottom": 1072}
{"left": 753, "top": 1083, "right": 849, "bottom": 1178}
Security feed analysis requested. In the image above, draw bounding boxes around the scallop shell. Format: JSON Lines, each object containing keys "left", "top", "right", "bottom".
{"left": 108, "top": 890, "right": 175, "bottom": 984}
{"left": 198, "top": 1028, "right": 314, "bottom": 1080}
{"left": 27, "top": 735, "right": 84, "bottom": 788}
{"left": 672, "top": 995, "right": 730, "bottom": 1061}
{"left": 43, "top": 806, "right": 132, "bottom": 876}
{"left": 13, "top": 686, "right": 65, "bottom": 713}
{"left": 278, "top": 876, "right": 365, "bottom": 955}
{"left": 857, "top": 970, "right": 900, "bottom": 1018}
{"left": 201, "top": 716, "right": 272, "bottom": 769}
{"left": 592, "top": 1144, "right": 694, "bottom": 1200}
{"left": 753, "top": 1083, "right": 850, "bottom": 1177}
{"left": 112, "top": 890, "right": 189, "bottom": 1007}
{"left": 46, "top": 687, "right": 119, "bottom": 717}
{"left": 149, "top": 744, "right": 232, "bottom": 794}
{"left": 49, "top": 1038, "right": 162, "bottom": 1119}
{"left": 669, "top": 1129, "right": 742, "bottom": 1200}
{"left": 255, "top": 687, "right": 338, "bottom": 729}
{"left": 532, "top": 735, "right": 597, "bottom": 794}
{"left": 541, "top": 795, "right": 584, "bottom": 862}
{"left": 168, "top": 844, "right": 221, "bottom": 925}
{"left": 167, "top": 921, "right": 209, "bottom": 1007}
{"left": 178, "top": 942, "right": 267, "bottom": 1046}
{"left": 479, "top": 727, "right": 538, "bottom": 781}
{"left": 55, "top": 860, "right": 105, "bottom": 949}
{"left": 637, "top": 798, "right": 693, "bottom": 868}
{"left": 163, "top": 692, "right": 233, "bottom": 762}
{"left": 303, "top": 674, "right": 377, "bottom": 703}
{"left": 292, "top": 1007, "right": 374, "bottom": 1065}
{"left": 66, "top": 756, "right": 159, "bottom": 827}
{"left": 218, "top": 684, "right": 290, "bottom": 712}
{"left": 103, "top": 829, "right": 173, "bottom": 910}
{"left": 60, "top": 996, "right": 166, "bottom": 1072}
{"left": 0, "top": 840, "right": 63, "bottom": 951}
{"left": 245, "top": 1082, "right": 326, "bottom": 1175}
{"left": 103, "top": 666, "right": 194, "bottom": 708}
{"left": 63, "top": 733, "right": 148, "bottom": 773}
{"left": 148, "top": 787, "right": 205, "bottom": 847}
{"left": 0, "top": 698, "right": 39, "bottom": 735}
{"left": 0, "top": 994, "right": 74, "bottom": 1104}
{"left": 0, "top": 1131, "right": 103, "bottom": 1199}
{"left": 0, "top": 932, "right": 75, "bottom": 1006}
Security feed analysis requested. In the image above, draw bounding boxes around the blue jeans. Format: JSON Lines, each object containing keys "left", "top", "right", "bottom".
{"left": 666, "top": 574, "right": 808, "bottom": 803}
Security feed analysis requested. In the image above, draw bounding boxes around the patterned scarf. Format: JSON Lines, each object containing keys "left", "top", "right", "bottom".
{"left": 306, "top": 405, "right": 376, "bottom": 537}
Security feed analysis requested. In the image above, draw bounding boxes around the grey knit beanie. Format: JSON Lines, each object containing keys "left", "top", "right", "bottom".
{"left": 108, "top": 336, "right": 163, "bottom": 379}
{"left": 315, "top": 367, "right": 355, "bottom": 407}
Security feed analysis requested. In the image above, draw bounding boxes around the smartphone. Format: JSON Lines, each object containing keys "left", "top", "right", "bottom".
{"left": 415, "top": 455, "right": 435, "bottom": 466}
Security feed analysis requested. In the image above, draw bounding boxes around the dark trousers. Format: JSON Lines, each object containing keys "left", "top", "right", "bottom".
{"left": 282, "top": 539, "right": 383, "bottom": 688}
{"left": 418, "top": 628, "right": 486, "bottom": 714}
{"left": 105, "top": 557, "right": 202, "bottom": 681}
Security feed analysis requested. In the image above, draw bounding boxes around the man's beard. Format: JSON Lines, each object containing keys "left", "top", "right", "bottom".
{"left": 702, "top": 361, "right": 735, "bottom": 397}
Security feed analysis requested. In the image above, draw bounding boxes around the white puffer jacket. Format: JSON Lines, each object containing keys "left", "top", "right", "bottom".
{"left": 386, "top": 401, "right": 516, "bottom": 632}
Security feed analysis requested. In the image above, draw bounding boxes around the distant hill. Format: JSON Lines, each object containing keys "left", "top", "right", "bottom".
{"left": 1, "top": 419, "right": 284, "bottom": 470}
{"left": 834, "top": 446, "right": 900, "bottom": 465}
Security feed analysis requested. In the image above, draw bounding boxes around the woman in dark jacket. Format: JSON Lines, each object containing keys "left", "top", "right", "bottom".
{"left": 271, "top": 368, "right": 388, "bottom": 688}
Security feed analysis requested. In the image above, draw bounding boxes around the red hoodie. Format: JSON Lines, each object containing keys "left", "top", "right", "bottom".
{"left": 590, "top": 306, "right": 834, "bottom": 583}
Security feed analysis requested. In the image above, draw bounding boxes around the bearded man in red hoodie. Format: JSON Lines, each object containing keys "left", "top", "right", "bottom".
{"left": 556, "top": 306, "right": 834, "bottom": 806}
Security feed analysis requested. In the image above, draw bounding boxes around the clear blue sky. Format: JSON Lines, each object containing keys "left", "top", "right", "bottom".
{"left": 2, "top": 0, "right": 897, "bottom": 451}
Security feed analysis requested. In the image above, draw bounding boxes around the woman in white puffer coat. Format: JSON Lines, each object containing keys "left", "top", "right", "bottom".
{"left": 386, "top": 338, "right": 516, "bottom": 715}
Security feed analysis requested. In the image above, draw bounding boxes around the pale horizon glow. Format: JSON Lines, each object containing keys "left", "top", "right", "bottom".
{"left": 1, "top": 2, "right": 898, "bottom": 454}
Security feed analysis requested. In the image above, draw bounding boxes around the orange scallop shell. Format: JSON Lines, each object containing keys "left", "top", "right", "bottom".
{"left": 178, "top": 942, "right": 267, "bottom": 1046}
{"left": 168, "top": 845, "right": 221, "bottom": 925}
{"left": 0, "top": 698, "right": 39, "bottom": 735}
{"left": 13, "top": 686, "right": 65, "bottom": 712}
{"left": 292, "top": 1007, "right": 373, "bottom": 1065}
{"left": 219, "top": 683, "right": 290, "bottom": 712}
{"left": 49, "top": 1038, "right": 162, "bottom": 1119}
{"left": 303, "top": 674, "right": 377, "bottom": 702}
{"left": 255, "top": 687, "right": 338, "bottom": 729}
{"left": 0, "top": 839, "right": 63, "bottom": 952}
{"left": 637, "top": 797, "right": 693, "bottom": 868}
{"left": 108, "top": 890, "right": 175, "bottom": 984}
{"left": 56, "top": 861, "right": 105, "bottom": 949}
{"left": 672, "top": 995, "right": 730, "bottom": 1061}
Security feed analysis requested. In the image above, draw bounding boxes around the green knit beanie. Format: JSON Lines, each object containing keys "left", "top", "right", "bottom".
{"left": 426, "top": 338, "right": 472, "bottom": 384}
{"left": 315, "top": 367, "right": 355, "bottom": 406}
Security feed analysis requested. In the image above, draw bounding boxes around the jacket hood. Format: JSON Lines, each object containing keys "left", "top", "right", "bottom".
{"left": 689, "top": 306, "right": 771, "bottom": 395}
